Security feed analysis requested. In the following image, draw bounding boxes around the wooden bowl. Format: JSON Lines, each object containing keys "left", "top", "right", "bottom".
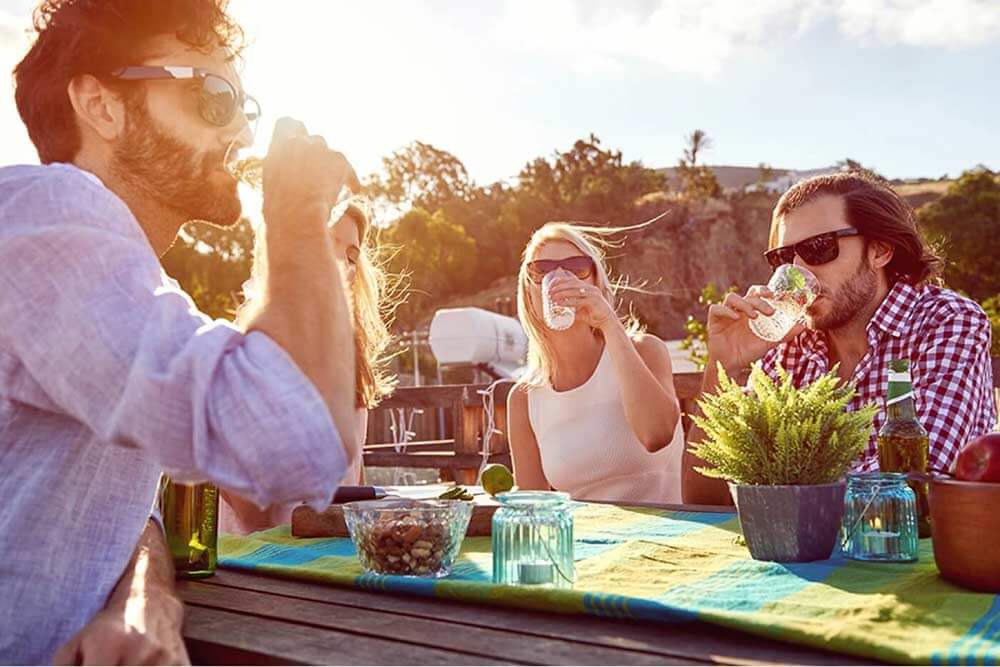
{"left": 929, "top": 477, "right": 1000, "bottom": 593}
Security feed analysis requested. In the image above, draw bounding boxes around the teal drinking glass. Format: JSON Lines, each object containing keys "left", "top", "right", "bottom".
{"left": 492, "top": 491, "right": 574, "bottom": 588}
{"left": 842, "top": 472, "right": 919, "bottom": 562}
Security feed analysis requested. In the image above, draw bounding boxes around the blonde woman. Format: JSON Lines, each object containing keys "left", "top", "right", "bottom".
{"left": 221, "top": 197, "right": 399, "bottom": 533}
{"left": 507, "top": 222, "right": 684, "bottom": 503}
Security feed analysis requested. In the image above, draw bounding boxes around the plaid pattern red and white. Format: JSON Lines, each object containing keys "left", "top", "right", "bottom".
{"left": 759, "top": 281, "right": 997, "bottom": 473}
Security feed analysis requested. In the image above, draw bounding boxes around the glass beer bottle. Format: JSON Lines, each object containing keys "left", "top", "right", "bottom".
{"left": 876, "top": 359, "right": 931, "bottom": 538}
{"left": 158, "top": 476, "right": 219, "bottom": 578}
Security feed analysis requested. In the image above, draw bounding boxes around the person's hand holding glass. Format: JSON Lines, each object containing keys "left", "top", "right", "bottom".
{"left": 705, "top": 264, "right": 819, "bottom": 375}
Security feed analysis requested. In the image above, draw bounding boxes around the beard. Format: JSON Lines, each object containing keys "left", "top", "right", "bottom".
{"left": 808, "top": 258, "right": 878, "bottom": 332}
{"left": 111, "top": 105, "right": 242, "bottom": 227}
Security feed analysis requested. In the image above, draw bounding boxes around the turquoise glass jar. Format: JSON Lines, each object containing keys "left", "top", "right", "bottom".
{"left": 841, "top": 472, "right": 919, "bottom": 562}
{"left": 492, "top": 491, "right": 574, "bottom": 588}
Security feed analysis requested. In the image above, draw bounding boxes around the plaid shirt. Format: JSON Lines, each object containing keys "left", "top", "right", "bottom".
{"left": 760, "top": 281, "right": 997, "bottom": 473}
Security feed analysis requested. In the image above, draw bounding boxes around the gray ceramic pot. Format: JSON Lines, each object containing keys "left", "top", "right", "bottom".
{"left": 728, "top": 481, "right": 846, "bottom": 562}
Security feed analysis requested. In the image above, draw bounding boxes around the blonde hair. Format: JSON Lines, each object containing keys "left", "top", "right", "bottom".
{"left": 341, "top": 197, "right": 402, "bottom": 408}
{"left": 516, "top": 222, "right": 644, "bottom": 389}
{"left": 246, "top": 197, "right": 402, "bottom": 409}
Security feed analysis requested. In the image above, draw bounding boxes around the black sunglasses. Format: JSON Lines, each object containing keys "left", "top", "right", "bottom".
{"left": 764, "top": 228, "right": 861, "bottom": 270}
{"left": 111, "top": 66, "right": 261, "bottom": 133}
{"left": 526, "top": 256, "right": 596, "bottom": 284}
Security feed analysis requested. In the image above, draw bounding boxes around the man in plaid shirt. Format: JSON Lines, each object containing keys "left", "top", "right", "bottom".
{"left": 683, "top": 171, "right": 996, "bottom": 505}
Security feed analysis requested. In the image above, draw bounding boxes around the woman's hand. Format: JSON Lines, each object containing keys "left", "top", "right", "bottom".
{"left": 547, "top": 275, "right": 617, "bottom": 331}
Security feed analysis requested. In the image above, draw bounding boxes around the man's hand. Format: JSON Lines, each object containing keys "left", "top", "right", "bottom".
{"left": 54, "top": 519, "right": 189, "bottom": 665}
{"left": 262, "top": 117, "right": 360, "bottom": 236}
{"left": 53, "top": 596, "right": 187, "bottom": 666}
{"left": 706, "top": 285, "right": 803, "bottom": 375}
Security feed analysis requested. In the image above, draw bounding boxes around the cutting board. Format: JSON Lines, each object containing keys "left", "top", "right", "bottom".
{"left": 291, "top": 487, "right": 501, "bottom": 538}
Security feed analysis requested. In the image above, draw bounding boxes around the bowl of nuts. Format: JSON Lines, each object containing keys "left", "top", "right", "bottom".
{"left": 342, "top": 498, "right": 473, "bottom": 577}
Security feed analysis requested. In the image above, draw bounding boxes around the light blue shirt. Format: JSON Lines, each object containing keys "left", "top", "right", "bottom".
{"left": 0, "top": 163, "right": 347, "bottom": 663}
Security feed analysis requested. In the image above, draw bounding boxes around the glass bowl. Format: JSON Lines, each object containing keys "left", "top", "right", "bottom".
{"left": 342, "top": 498, "right": 473, "bottom": 577}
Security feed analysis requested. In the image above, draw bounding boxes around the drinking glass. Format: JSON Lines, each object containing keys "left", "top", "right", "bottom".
{"left": 748, "top": 264, "right": 820, "bottom": 342}
{"left": 541, "top": 272, "right": 576, "bottom": 331}
{"left": 223, "top": 135, "right": 352, "bottom": 227}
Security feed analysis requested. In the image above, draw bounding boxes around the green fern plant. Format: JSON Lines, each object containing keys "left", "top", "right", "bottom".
{"left": 689, "top": 363, "right": 877, "bottom": 486}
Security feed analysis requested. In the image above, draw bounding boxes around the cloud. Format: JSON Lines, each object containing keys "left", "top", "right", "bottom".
{"left": 835, "top": 0, "right": 1000, "bottom": 48}
{"left": 494, "top": 0, "right": 1000, "bottom": 77}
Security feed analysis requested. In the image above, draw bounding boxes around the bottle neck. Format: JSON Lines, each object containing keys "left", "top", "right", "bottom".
{"left": 886, "top": 370, "right": 916, "bottom": 420}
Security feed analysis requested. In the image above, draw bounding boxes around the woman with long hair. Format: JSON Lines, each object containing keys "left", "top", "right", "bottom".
{"left": 507, "top": 222, "right": 685, "bottom": 503}
{"left": 221, "top": 196, "right": 400, "bottom": 533}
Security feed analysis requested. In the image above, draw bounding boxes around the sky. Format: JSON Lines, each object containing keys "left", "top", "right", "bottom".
{"left": 1, "top": 0, "right": 998, "bottom": 185}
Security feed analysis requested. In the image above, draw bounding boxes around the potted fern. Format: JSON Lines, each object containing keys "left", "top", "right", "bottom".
{"left": 690, "top": 364, "right": 877, "bottom": 562}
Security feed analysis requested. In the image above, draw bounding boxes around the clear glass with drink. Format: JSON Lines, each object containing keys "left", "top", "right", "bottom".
{"left": 748, "top": 264, "right": 819, "bottom": 342}
{"left": 542, "top": 272, "right": 576, "bottom": 331}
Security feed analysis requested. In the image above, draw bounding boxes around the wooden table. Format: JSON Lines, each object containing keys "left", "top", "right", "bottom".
{"left": 180, "top": 569, "right": 877, "bottom": 665}
{"left": 179, "top": 502, "right": 873, "bottom": 665}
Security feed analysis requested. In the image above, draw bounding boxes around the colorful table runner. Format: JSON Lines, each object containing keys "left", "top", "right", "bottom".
{"left": 219, "top": 502, "right": 1000, "bottom": 665}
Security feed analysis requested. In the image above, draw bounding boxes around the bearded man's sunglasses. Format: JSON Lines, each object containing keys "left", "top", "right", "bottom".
{"left": 764, "top": 227, "right": 861, "bottom": 270}
{"left": 526, "top": 256, "right": 596, "bottom": 284}
{"left": 111, "top": 66, "right": 261, "bottom": 134}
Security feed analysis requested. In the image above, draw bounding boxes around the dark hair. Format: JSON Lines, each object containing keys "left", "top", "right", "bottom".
{"left": 13, "top": 0, "right": 245, "bottom": 164}
{"left": 770, "top": 171, "right": 942, "bottom": 286}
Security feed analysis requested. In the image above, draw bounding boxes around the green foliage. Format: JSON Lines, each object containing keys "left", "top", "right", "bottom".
{"left": 381, "top": 207, "right": 477, "bottom": 327}
{"left": 368, "top": 134, "right": 667, "bottom": 320}
{"left": 689, "top": 363, "right": 877, "bottom": 486}
{"left": 160, "top": 219, "right": 254, "bottom": 320}
{"left": 680, "top": 283, "right": 736, "bottom": 370}
{"left": 917, "top": 168, "right": 1000, "bottom": 301}
{"left": 366, "top": 141, "right": 474, "bottom": 213}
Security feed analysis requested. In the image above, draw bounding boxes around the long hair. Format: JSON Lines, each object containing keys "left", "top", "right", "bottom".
{"left": 516, "top": 222, "right": 643, "bottom": 389}
{"left": 342, "top": 197, "right": 402, "bottom": 409}
{"left": 247, "top": 197, "right": 402, "bottom": 409}
{"left": 770, "top": 172, "right": 942, "bottom": 286}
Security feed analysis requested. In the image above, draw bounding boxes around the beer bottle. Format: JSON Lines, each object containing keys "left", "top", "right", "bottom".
{"left": 158, "top": 476, "right": 219, "bottom": 578}
{"left": 876, "top": 359, "right": 931, "bottom": 537}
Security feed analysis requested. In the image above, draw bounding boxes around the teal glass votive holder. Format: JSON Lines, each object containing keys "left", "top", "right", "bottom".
{"left": 492, "top": 491, "right": 574, "bottom": 588}
{"left": 841, "top": 472, "right": 919, "bottom": 562}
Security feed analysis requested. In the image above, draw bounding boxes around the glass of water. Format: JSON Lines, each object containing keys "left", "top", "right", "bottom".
{"left": 748, "top": 264, "right": 819, "bottom": 342}
{"left": 541, "top": 272, "right": 576, "bottom": 331}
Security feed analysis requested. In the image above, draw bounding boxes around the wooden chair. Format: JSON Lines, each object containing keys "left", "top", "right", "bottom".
{"left": 363, "top": 381, "right": 515, "bottom": 485}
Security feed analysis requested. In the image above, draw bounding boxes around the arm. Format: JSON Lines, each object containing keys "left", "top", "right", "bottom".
{"left": 242, "top": 118, "right": 360, "bottom": 471}
{"left": 507, "top": 384, "right": 552, "bottom": 490}
{"left": 603, "top": 325, "right": 681, "bottom": 452}
{"left": 913, "top": 303, "right": 997, "bottom": 472}
{"left": 0, "top": 172, "right": 346, "bottom": 511}
{"left": 53, "top": 520, "right": 188, "bottom": 666}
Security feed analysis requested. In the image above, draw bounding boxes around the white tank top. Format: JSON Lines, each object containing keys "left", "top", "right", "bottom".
{"left": 526, "top": 345, "right": 684, "bottom": 504}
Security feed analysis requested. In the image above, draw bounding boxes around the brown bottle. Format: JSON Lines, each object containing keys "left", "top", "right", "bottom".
{"left": 876, "top": 359, "right": 931, "bottom": 538}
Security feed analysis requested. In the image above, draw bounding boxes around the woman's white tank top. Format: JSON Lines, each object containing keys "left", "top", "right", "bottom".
{"left": 526, "top": 345, "right": 684, "bottom": 504}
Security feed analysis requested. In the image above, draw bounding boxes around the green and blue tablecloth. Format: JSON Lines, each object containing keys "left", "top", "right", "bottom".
{"left": 219, "top": 502, "right": 1000, "bottom": 665}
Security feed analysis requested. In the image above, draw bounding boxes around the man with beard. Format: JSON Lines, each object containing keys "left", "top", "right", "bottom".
{"left": 0, "top": 1, "right": 359, "bottom": 663}
{"left": 682, "top": 172, "right": 996, "bottom": 505}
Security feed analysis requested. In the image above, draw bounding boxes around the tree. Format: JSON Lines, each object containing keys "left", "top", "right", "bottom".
{"left": 677, "top": 129, "right": 721, "bottom": 202}
{"left": 160, "top": 219, "right": 255, "bottom": 320}
{"left": 917, "top": 168, "right": 1000, "bottom": 300}
{"left": 381, "top": 207, "right": 477, "bottom": 327}
{"left": 366, "top": 141, "right": 474, "bottom": 213}
{"left": 683, "top": 129, "right": 712, "bottom": 167}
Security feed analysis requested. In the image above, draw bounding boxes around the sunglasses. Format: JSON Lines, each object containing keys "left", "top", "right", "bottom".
{"left": 112, "top": 66, "right": 261, "bottom": 134}
{"left": 764, "top": 227, "right": 861, "bottom": 270}
{"left": 526, "top": 256, "right": 596, "bottom": 284}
